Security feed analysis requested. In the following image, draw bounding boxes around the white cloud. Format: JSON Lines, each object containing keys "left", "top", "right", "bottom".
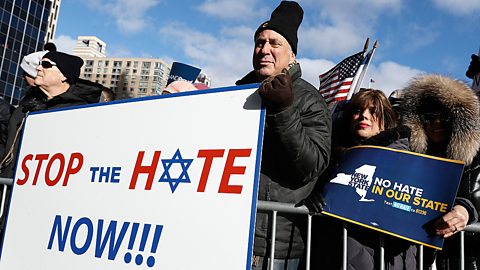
{"left": 85, "top": 0, "right": 161, "bottom": 34}
{"left": 107, "top": 45, "right": 134, "bottom": 57}
{"left": 401, "top": 23, "right": 440, "bottom": 52}
{"left": 300, "top": 25, "right": 366, "bottom": 57}
{"left": 432, "top": 0, "right": 480, "bottom": 16}
{"left": 53, "top": 35, "right": 77, "bottom": 54}
{"left": 296, "top": 57, "right": 336, "bottom": 87}
{"left": 298, "top": 0, "right": 402, "bottom": 57}
{"left": 198, "top": 0, "right": 267, "bottom": 20}
{"left": 159, "top": 23, "right": 253, "bottom": 86}
{"left": 362, "top": 61, "right": 425, "bottom": 97}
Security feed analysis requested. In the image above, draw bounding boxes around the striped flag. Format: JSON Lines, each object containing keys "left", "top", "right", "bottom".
{"left": 319, "top": 51, "right": 364, "bottom": 107}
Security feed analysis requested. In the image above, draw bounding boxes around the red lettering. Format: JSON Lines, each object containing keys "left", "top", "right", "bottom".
{"left": 33, "top": 154, "right": 49, "bottom": 185}
{"left": 218, "top": 149, "right": 251, "bottom": 194}
{"left": 45, "top": 153, "right": 65, "bottom": 186}
{"left": 196, "top": 149, "right": 225, "bottom": 192}
{"left": 129, "top": 151, "right": 161, "bottom": 190}
{"left": 16, "top": 154, "right": 34, "bottom": 185}
{"left": 63, "top": 153, "right": 84, "bottom": 186}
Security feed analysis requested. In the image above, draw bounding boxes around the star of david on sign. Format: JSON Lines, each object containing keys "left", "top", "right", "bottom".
{"left": 158, "top": 149, "right": 193, "bottom": 193}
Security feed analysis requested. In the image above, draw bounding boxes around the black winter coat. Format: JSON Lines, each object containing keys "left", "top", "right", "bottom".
{"left": 236, "top": 63, "right": 332, "bottom": 259}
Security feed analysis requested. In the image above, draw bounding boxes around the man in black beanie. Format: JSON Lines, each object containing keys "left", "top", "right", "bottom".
{"left": 35, "top": 51, "right": 84, "bottom": 99}
{"left": 0, "top": 51, "right": 103, "bottom": 233}
{"left": 236, "top": 1, "right": 331, "bottom": 269}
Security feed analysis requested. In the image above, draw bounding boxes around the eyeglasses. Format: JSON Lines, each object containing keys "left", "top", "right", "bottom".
{"left": 39, "top": 60, "right": 57, "bottom": 69}
{"left": 421, "top": 112, "right": 451, "bottom": 124}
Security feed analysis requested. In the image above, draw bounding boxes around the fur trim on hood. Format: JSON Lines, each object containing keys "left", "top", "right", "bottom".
{"left": 401, "top": 74, "right": 480, "bottom": 165}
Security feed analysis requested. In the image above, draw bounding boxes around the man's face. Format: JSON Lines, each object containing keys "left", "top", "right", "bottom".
{"left": 35, "top": 58, "right": 68, "bottom": 98}
{"left": 253, "top": 29, "right": 295, "bottom": 80}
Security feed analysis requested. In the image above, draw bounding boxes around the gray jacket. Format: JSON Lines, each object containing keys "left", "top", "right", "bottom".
{"left": 237, "top": 63, "right": 332, "bottom": 258}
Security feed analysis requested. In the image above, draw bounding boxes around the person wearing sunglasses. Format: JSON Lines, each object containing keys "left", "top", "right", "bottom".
{"left": 402, "top": 74, "right": 480, "bottom": 270}
{"left": 0, "top": 51, "right": 103, "bottom": 204}
{"left": 0, "top": 50, "right": 104, "bottom": 236}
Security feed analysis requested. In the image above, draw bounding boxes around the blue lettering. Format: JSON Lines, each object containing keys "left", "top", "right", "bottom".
{"left": 47, "top": 215, "right": 72, "bottom": 251}
{"left": 70, "top": 217, "right": 93, "bottom": 255}
{"left": 47, "top": 215, "right": 162, "bottom": 266}
{"left": 111, "top": 167, "right": 121, "bottom": 183}
{"left": 89, "top": 166, "right": 122, "bottom": 183}
{"left": 90, "top": 167, "right": 99, "bottom": 182}
{"left": 95, "top": 219, "right": 130, "bottom": 260}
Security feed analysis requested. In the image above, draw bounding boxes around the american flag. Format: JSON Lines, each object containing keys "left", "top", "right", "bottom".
{"left": 319, "top": 52, "right": 364, "bottom": 106}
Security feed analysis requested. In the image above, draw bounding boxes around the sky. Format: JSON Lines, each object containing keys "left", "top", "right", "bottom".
{"left": 54, "top": 0, "right": 480, "bottom": 97}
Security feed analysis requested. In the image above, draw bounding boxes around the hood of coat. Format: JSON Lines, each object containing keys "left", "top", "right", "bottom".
{"left": 401, "top": 74, "right": 480, "bottom": 165}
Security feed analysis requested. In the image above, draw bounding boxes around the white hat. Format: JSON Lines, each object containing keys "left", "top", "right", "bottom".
{"left": 20, "top": 51, "right": 48, "bottom": 77}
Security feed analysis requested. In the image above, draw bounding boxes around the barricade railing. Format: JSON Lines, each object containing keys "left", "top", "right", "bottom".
{"left": 0, "top": 178, "right": 478, "bottom": 269}
{"left": 257, "top": 200, "right": 480, "bottom": 270}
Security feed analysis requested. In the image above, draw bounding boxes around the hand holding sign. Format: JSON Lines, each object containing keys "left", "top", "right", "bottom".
{"left": 434, "top": 205, "right": 469, "bottom": 238}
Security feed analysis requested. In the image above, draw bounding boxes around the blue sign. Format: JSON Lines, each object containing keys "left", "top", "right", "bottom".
{"left": 321, "top": 146, "right": 464, "bottom": 249}
{"left": 167, "top": 62, "right": 201, "bottom": 85}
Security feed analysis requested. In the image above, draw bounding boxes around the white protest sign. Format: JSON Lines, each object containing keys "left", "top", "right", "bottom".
{"left": 0, "top": 85, "right": 264, "bottom": 270}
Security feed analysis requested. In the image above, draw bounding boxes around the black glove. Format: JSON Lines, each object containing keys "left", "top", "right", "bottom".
{"left": 258, "top": 69, "right": 293, "bottom": 113}
{"left": 466, "top": 54, "right": 480, "bottom": 79}
{"left": 295, "top": 193, "right": 327, "bottom": 214}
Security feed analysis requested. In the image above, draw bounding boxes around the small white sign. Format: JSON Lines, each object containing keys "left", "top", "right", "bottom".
{"left": 0, "top": 85, "right": 264, "bottom": 269}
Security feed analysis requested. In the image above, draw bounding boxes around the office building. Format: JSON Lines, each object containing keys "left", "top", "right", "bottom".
{"left": 0, "top": 0, "right": 61, "bottom": 104}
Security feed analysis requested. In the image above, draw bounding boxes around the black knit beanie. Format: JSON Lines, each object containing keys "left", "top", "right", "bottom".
{"left": 254, "top": 1, "right": 304, "bottom": 55}
{"left": 43, "top": 51, "right": 83, "bottom": 84}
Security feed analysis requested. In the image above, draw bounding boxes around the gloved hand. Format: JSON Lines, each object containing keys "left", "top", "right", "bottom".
{"left": 258, "top": 69, "right": 293, "bottom": 113}
{"left": 466, "top": 54, "right": 480, "bottom": 79}
{"left": 295, "top": 192, "right": 327, "bottom": 214}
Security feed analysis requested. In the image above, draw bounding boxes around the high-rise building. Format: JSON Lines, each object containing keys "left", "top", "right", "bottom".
{"left": 0, "top": 0, "right": 61, "bottom": 104}
{"left": 79, "top": 57, "right": 171, "bottom": 99}
{"left": 74, "top": 36, "right": 106, "bottom": 58}
{"left": 74, "top": 36, "right": 171, "bottom": 100}
{"left": 45, "top": 0, "right": 60, "bottom": 43}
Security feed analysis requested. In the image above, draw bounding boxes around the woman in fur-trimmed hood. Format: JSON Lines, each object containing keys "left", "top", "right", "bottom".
{"left": 401, "top": 74, "right": 480, "bottom": 270}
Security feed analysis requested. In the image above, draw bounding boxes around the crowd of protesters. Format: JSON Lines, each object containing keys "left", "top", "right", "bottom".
{"left": 237, "top": 1, "right": 480, "bottom": 270}
{"left": 0, "top": 1, "right": 479, "bottom": 270}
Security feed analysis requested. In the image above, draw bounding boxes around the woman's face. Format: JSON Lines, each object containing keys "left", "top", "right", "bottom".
{"left": 423, "top": 110, "right": 451, "bottom": 145}
{"left": 350, "top": 105, "right": 384, "bottom": 140}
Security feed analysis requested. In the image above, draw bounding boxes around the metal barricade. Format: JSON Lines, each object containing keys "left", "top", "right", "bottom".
{"left": 0, "top": 177, "right": 478, "bottom": 269}
{"left": 257, "top": 200, "right": 480, "bottom": 270}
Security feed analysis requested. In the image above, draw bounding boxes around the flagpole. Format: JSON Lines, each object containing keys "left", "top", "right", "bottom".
{"left": 346, "top": 38, "right": 371, "bottom": 100}
{"left": 362, "top": 38, "right": 369, "bottom": 56}
{"left": 352, "top": 40, "right": 378, "bottom": 94}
